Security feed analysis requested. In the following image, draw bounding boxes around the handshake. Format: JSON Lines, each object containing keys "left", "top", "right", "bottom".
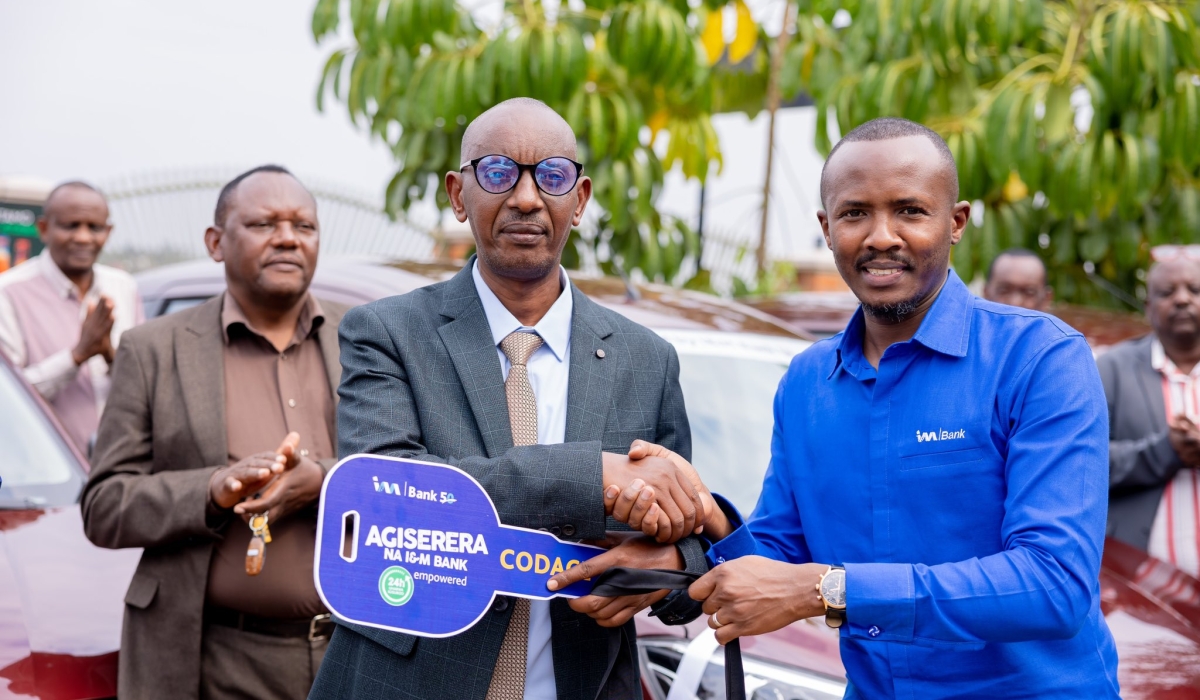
{"left": 538, "top": 440, "right": 734, "bottom": 628}
{"left": 600, "top": 439, "right": 733, "bottom": 544}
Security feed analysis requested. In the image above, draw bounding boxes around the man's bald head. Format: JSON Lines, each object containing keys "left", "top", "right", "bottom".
{"left": 43, "top": 181, "right": 107, "bottom": 221}
{"left": 820, "top": 117, "right": 959, "bottom": 208}
{"left": 460, "top": 98, "right": 577, "bottom": 163}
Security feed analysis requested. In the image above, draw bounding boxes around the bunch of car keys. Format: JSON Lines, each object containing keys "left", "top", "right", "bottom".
{"left": 246, "top": 511, "right": 273, "bottom": 576}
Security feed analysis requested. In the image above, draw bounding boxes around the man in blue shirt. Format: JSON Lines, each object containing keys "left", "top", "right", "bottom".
{"left": 551, "top": 117, "right": 1120, "bottom": 698}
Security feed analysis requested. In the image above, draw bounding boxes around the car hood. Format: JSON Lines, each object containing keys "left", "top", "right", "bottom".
{"left": 637, "top": 538, "right": 1200, "bottom": 699}
{"left": 0, "top": 507, "right": 140, "bottom": 699}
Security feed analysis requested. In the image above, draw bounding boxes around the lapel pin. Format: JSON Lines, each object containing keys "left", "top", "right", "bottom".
{"left": 595, "top": 349, "right": 606, "bottom": 358}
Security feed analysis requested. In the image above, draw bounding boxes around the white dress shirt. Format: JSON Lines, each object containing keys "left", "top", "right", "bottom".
{"left": 472, "top": 260, "right": 573, "bottom": 700}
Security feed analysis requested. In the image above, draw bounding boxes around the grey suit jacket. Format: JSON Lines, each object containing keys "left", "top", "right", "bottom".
{"left": 1098, "top": 333, "right": 1186, "bottom": 551}
{"left": 310, "top": 263, "right": 702, "bottom": 700}
{"left": 80, "top": 294, "right": 347, "bottom": 700}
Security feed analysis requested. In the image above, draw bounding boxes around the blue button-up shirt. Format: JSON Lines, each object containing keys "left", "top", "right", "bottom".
{"left": 709, "top": 271, "right": 1120, "bottom": 699}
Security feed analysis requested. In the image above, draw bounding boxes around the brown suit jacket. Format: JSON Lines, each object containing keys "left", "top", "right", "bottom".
{"left": 81, "top": 294, "right": 347, "bottom": 700}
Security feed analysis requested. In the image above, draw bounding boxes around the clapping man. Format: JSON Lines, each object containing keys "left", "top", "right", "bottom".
{"left": 1103, "top": 252, "right": 1200, "bottom": 577}
{"left": 0, "top": 182, "right": 142, "bottom": 453}
{"left": 82, "top": 166, "right": 347, "bottom": 700}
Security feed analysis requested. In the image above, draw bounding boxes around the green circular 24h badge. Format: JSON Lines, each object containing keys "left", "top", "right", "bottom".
{"left": 378, "top": 566, "right": 415, "bottom": 606}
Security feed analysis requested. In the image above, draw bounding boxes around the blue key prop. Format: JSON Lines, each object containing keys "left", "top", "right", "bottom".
{"left": 314, "top": 454, "right": 602, "bottom": 638}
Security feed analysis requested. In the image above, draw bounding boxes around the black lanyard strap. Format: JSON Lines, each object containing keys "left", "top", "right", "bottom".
{"left": 590, "top": 567, "right": 745, "bottom": 700}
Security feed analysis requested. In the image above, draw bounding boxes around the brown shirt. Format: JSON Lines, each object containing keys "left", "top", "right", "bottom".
{"left": 205, "top": 292, "right": 335, "bottom": 619}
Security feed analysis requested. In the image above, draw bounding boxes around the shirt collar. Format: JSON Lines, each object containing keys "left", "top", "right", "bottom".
{"left": 221, "top": 291, "right": 325, "bottom": 347}
{"left": 471, "top": 259, "right": 573, "bottom": 362}
{"left": 830, "top": 269, "right": 972, "bottom": 378}
{"left": 1150, "top": 337, "right": 1200, "bottom": 378}
{"left": 37, "top": 252, "right": 97, "bottom": 302}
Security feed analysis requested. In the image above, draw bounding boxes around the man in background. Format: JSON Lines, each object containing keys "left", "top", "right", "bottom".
{"left": 982, "top": 247, "right": 1052, "bottom": 311}
{"left": 1102, "top": 251, "right": 1200, "bottom": 578}
{"left": 0, "top": 181, "right": 142, "bottom": 453}
{"left": 83, "top": 165, "right": 346, "bottom": 700}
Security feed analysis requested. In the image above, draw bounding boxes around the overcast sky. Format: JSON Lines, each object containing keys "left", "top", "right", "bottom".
{"left": 0, "top": 0, "right": 828, "bottom": 265}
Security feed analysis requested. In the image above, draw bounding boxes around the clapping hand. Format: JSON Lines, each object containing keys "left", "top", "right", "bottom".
{"left": 1169, "top": 415, "right": 1200, "bottom": 467}
{"left": 72, "top": 296, "right": 115, "bottom": 365}
{"left": 234, "top": 432, "right": 325, "bottom": 523}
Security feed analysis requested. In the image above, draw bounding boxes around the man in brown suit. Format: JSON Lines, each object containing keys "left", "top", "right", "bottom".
{"left": 82, "top": 165, "right": 347, "bottom": 700}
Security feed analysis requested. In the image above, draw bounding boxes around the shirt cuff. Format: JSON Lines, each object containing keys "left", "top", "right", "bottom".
{"left": 26, "top": 348, "right": 80, "bottom": 398}
{"left": 704, "top": 493, "right": 755, "bottom": 566}
{"left": 844, "top": 562, "right": 915, "bottom": 643}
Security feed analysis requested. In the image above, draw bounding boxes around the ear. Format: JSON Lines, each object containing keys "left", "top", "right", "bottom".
{"left": 204, "top": 226, "right": 224, "bottom": 263}
{"left": 817, "top": 210, "right": 832, "bottom": 251}
{"left": 571, "top": 176, "right": 592, "bottom": 227}
{"left": 949, "top": 200, "right": 971, "bottom": 245}
{"left": 35, "top": 217, "right": 48, "bottom": 243}
{"left": 446, "top": 171, "right": 468, "bottom": 223}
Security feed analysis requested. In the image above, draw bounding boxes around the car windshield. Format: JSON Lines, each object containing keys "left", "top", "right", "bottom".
{"left": 656, "top": 330, "right": 810, "bottom": 515}
{"left": 0, "top": 360, "right": 84, "bottom": 508}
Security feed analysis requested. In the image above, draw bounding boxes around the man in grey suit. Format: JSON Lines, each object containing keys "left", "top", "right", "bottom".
{"left": 1102, "top": 254, "right": 1200, "bottom": 575}
{"left": 309, "top": 98, "right": 711, "bottom": 699}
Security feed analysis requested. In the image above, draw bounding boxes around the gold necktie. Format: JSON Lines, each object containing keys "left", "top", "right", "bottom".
{"left": 486, "top": 330, "right": 543, "bottom": 699}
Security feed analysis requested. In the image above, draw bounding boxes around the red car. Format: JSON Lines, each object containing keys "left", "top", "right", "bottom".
{"left": 1, "top": 258, "right": 1197, "bottom": 698}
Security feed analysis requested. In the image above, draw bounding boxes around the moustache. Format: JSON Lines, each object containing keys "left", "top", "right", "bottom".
{"left": 854, "top": 251, "right": 913, "bottom": 270}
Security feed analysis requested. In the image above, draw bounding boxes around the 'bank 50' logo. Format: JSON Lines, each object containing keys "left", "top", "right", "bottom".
{"left": 373, "top": 477, "right": 457, "bottom": 504}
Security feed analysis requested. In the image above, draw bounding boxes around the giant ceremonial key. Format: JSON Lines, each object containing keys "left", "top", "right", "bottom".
{"left": 315, "top": 454, "right": 602, "bottom": 637}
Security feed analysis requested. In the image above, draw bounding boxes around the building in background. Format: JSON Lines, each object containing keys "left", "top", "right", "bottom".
{"left": 0, "top": 177, "right": 52, "bottom": 273}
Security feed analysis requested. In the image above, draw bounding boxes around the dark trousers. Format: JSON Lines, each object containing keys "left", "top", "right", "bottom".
{"left": 199, "top": 622, "right": 328, "bottom": 700}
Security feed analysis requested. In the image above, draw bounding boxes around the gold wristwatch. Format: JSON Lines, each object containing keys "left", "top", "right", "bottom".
{"left": 816, "top": 565, "right": 846, "bottom": 628}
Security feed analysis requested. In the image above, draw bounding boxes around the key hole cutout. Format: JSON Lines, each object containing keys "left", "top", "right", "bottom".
{"left": 341, "top": 510, "right": 359, "bottom": 563}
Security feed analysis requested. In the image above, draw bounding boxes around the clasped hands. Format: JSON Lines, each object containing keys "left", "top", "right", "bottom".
{"left": 207, "top": 432, "right": 324, "bottom": 525}
{"left": 541, "top": 440, "right": 733, "bottom": 627}
{"left": 1169, "top": 414, "right": 1200, "bottom": 468}
{"left": 553, "top": 440, "right": 830, "bottom": 643}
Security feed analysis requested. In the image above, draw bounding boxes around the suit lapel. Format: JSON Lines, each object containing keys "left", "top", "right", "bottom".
{"left": 175, "top": 296, "right": 227, "bottom": 468}
{"left": 565, "top": 288, "right": 615, "bottom": 444}
{"left": 1134, "top": 335, "right": 1168, "bottom": 425}
{"left": 436, "top": 264, "right": 513, "bottom": 458}
{"left": 317, "top": 308, "right": 342, "bottom": 399}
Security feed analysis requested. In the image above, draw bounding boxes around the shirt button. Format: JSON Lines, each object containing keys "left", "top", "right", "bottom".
{"left": 561, "top": 524, "right": 576, "bottom": 537}
{"left": 716, "top": 557, "right": 726, "bottom": 564}
{"left": 868, "top": 626, "right": 881, "bottom": 637}
{"left": 288, "top": 399, "right": 296, "bottom": 408}
{"left": 595, "top": 349, "right": 605, "bottom": 358}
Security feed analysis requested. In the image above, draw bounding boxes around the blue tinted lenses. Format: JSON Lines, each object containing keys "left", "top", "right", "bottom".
{"left": 471, "top": 155, "right": 580, "bottom": 196}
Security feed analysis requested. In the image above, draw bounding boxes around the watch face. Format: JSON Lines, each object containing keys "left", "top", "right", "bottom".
{"left": 820, "top": 569, "right": 846, "bottom": 608}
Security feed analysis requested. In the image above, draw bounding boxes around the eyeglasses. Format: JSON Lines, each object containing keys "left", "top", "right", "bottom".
{"left": 460, "top": 155, "right": 584, "bottom": 197}
{"left": 1151, "top": 245, "right": 1200, "bottom": 262}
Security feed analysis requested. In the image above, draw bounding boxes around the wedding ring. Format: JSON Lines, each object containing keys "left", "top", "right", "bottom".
{"left": 711, "top": 610, "right": 724, "bottom": 628}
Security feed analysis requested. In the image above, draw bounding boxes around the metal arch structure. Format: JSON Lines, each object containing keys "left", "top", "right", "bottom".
{"left": 98, "top": 167, "right": 435, "bottom": 271}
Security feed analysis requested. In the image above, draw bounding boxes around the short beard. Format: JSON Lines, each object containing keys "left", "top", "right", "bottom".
{"left": 861, "top": 297, "right": 921, "bottom": 324}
